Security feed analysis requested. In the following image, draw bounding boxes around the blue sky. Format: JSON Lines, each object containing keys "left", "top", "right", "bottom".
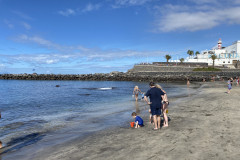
{"left": 1, "top": 0, "right": 240, "bottom": 74}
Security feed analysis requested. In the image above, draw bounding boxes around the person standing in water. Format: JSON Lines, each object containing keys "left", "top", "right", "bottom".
{"left": 187, "top": 78, "right": 190, "bottom": 86}
{"left": 133, "top": 86, "right": 142, "bottom": 101}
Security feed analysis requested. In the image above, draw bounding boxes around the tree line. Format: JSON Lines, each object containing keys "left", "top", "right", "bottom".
{"left": 164, "top": 50, "right": 217, "bottom": 68}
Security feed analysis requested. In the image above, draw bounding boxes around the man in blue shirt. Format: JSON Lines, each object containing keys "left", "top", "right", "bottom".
{"left": 144, "top": 82, "right": 165, "bottom": 130}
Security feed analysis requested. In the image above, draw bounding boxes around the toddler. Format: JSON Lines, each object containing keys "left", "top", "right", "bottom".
{"left": 131, "top": 112, "right": 144, "bottom": 128}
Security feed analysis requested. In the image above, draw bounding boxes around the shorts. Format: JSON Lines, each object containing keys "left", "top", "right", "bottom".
{"left": 228, "top": 85, "right": 232, "bottom": 90}
{"left": 150, "top": 106, "right": 161, "bottom": 116}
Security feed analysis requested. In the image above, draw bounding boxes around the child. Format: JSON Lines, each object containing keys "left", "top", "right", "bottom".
{"left": 227, "top": 78, "right": 232, "bottom": 94}
{"left": 149, "top": 109, "right": 153, "bottom": 123}
{"left": 133, "top": 86, "right": 142, "bottom": 101}
{"left": 131, "top": 112, "right": 144, "bottom": 128}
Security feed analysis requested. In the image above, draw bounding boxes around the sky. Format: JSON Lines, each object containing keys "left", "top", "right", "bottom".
{"left": 1, "top": 0, "right": 240, "bottom": 74}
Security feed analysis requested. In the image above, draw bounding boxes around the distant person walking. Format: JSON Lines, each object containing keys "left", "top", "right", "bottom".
{"left": 133, "top": 86, "right": 142, "bottom": 101}
{"left": 227, "top": 78, "right": 232, "bottom": 94}
{"left": 144, "top": 82, "right": 165, "bottom": 130}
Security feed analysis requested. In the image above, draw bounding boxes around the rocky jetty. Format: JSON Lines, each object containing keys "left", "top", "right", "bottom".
{"left": 1, "top": 65, "right": 240, "bottom": 82}
{"left": 1, "top": 71, "right": 240, "bottom": 82}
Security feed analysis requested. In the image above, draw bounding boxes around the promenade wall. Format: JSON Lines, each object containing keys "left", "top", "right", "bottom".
{"left": 128, "top": 65, "right": 240, "bottom": 73}
{"left": 152, "top": 62, "right": 208, "bottom": 67}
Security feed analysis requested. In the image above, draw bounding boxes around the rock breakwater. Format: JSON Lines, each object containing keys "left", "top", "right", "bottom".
{"left": 1, "top": 70, "right": 240, "bottom": 82}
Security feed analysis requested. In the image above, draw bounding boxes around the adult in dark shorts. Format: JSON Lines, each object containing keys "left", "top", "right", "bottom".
{"left": 144, "top": 82, "right": 165, "bottom": 130}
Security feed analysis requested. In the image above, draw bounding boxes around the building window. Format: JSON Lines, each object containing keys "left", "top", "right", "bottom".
{"left": 223, "top": 61, "right": 225, "bottom": 63}
{"left": 228, "top": 61, "right": 230, "bottom": 63}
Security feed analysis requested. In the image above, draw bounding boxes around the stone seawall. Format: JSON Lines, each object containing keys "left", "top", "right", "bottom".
{"left": 128, "top": 65, "right": 240, "bottom": 73}
{"left": 132, "top": 71, "right": 240, "bottom": 81}
{"left": 129, "top": 65, "right": 194, "bottom": 72}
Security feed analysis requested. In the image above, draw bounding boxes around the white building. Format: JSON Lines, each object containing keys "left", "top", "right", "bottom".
{"left": 187, "top": 39, "right": 240, "bottom": 67}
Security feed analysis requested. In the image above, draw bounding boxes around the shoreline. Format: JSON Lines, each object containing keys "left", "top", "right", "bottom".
{"left": 0, "top": 82, "right": 198, "bottom": 160}
{"left": 27, "top": 82, "right": 240, "bottom": 159}
{"left": 2, "top": 81, "right": 240, "bottom": 159}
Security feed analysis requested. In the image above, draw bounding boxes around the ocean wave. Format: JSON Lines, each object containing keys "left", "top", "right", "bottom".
{"left": 81, "top": 87, "right": 116, "bottom": 90}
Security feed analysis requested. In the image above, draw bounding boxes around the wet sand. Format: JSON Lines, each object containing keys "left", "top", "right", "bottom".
{"left": 3, "top": 81, "right": 240, "bottom": 160}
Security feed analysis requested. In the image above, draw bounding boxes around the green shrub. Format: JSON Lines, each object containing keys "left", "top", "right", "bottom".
{"left": 193, "top": 67, "right": 221, "bottom": 71}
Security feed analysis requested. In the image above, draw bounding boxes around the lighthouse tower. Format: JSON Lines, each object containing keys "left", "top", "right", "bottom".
{"left": 218, "top": 38, "right": 222, "bottom": 50}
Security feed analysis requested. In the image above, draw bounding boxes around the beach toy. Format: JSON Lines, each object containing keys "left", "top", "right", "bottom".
{"left": 130, "top": 122, "right": 135, "bottom": 128}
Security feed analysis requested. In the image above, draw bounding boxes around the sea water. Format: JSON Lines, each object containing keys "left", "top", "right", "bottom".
{"left": 0, "top": 80, "right": 196, "bottom": 158}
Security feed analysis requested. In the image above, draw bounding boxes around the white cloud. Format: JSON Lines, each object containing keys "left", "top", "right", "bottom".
{"left": 4, "top": 19, "right": 14, "bottom": 29}
{"left": 158, "top": 11, "right": 219, "bottom": 32}
{"left": 22, "top": 22, "right": 31, "bottom": 30}
{"left": 14, "top": 34, "right": 63, "bottom": 50}
{"left": 58, "top": 3, "right": 101, "bottom": 16}
{"left": 82, "top": 3, "right": 101, "bottom": 12}
{"left": 154, "top": 2, "right": 240, "bottom": 32}
{"left": 114, "top": 0, "right": 151, "bottom": 6}
{"left": 9, "top": 34, "right": 166, "bottom": 66}
{"left": 12, "top": 11, "right": 33, "bottom": 20}
{"left": 6, "top": 54, "right": 77, "bottom": 65}
{"left": 187, "top": 0, "right": 218, "bottom": 4}
{"left": 58, "top": 9, "right": 76, "bottom": 16}
{"left": 234, "top": 0, "right": 240, "bottom": 4}
{"left": 0, "top": 64, "right": 5, "bottom": 67}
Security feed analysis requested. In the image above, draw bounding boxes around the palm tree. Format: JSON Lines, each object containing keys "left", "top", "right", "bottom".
{"left": 165, "top": 54, "right": 172, "bottom": 64}
{"left": 195, "top": 51, "right": 200, "bottom": 59}
{"left": 187, "top": 50, "right": 194, "bottom": 58}
{"left": 190, "top": 50, "right": 194, "bottom": 57}
{"left": 179, "top": 58, "right": 184, "bottom": 63}
{"left": 187, "top": 50, "right": 191, "bottom": 58}
{"left": 210, "top": 54, "right": 217, "bottom": 68}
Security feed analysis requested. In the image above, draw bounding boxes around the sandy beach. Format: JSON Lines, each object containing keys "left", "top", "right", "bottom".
{"left": 2, "top": 81, "right": 240, "bottom": 160}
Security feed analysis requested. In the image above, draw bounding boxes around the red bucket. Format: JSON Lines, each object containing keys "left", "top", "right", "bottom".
{"left": 130, "top": 122, "right": 135, "bottom": 128}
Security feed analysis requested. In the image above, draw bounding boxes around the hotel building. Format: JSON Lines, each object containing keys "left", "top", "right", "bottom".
{"left": 187, "top": 39, "right": 240, "bottom": 67}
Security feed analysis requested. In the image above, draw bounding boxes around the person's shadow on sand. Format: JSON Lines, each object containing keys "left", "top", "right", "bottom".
{"left": 160, "top": 116, "right": 171, "bottom": 128}
{"left": 0, "top": 132, "right": 45, "bottom": 156}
